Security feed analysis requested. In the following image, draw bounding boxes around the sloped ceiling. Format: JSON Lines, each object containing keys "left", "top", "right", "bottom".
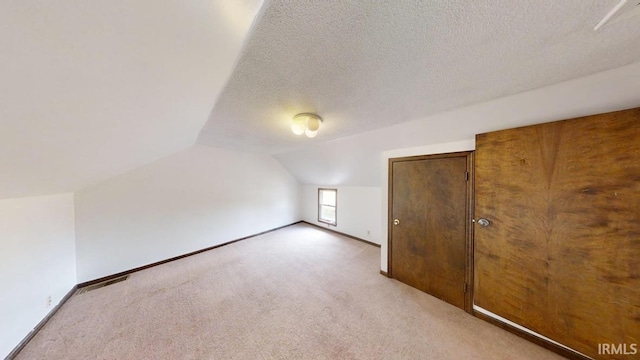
{"left": 4, "top": 1, "right": 640, "bottom": 199}
{"left": 198, "top": 0, "right": 640, "bottom": 154}
{"left": 275, "top": 62, "right": 640, "bottom": 187}
{"left": 0, "top": 0, "right": 263, "bottom": 199}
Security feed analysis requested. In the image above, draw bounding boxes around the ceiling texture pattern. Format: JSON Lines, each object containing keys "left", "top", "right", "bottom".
{"left": 198, "top": 0, "right": 640, "bottom": 154}
{"left": 274, "top": 62, "right": 640, "bottom": 187}
{"left": 2, "top": 0, "right": 640, "bottom": 198}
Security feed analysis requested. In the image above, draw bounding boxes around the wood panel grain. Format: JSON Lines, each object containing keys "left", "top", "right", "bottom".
{"left": 390, "top": 154, "right": 469, "bottom": 310}
{"left": 474, "top": 108, "right": 640, "bottom": 359}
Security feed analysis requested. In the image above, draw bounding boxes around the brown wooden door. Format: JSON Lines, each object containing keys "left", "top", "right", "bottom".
{"left": 389, "top": 152, "right": 472, "bottom": 311}
{"left": 474, "top": 108, "right": 640, "bottom": 359}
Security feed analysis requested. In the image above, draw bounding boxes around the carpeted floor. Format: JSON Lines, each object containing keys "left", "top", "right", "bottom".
{"left": 16, "top": 223, "right": 565, "bottom": 359}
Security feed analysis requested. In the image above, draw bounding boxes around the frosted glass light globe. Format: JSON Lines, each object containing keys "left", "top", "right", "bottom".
{"left": 292, "top": 113, "right": 322, "bottom": 138}
{"left": 291, "top": 115, "right": 306, "bottom": 135}
{"left": 305, "top": 128, "right": 318, "bottom": 138}
{"left": 306, "top": 116, "right": 321, "bottom": 132}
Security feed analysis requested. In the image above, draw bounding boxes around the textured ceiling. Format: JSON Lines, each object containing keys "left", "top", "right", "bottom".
{"left": 0, "top": 0, "right": 262, "bottom": 199}
{"left": 275, "top": 62, "right": 640, "bottom": 187}
{"left": 198, "top": 0, "right": 640, "bottom": 154}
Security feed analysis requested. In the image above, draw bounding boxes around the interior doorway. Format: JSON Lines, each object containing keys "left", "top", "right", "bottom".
{"left": 388, "top": 152, "right": 474, "bottom": 312}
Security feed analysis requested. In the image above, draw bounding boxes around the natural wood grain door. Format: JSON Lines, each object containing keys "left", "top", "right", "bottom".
{"left": 474, "top": 108, "right": 640, "bottom": 359}
{"left": 389, "top": 152, "right": 472, "bottom": 311}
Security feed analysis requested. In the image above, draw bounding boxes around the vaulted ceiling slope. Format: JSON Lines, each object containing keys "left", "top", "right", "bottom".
{"left": 275, "top": 62, "right": 640, "bottom": 187}
{"left": 198, "top": 0, "right": 640, "bottom": 154}
{"left": 0, "top": 0, "right": 263, "bottom": 199}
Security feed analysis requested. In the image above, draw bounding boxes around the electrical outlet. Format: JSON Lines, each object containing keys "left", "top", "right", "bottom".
{"left": 46, "top": 295, "right": 52, "bottom": 308}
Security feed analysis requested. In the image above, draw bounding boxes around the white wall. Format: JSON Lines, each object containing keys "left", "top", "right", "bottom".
{"left": 380, "top": 140, "right": 475, "bottom": 272}
{"left": 275, "top": 61, "right": 640, "bottom": 188}
{"left": 0, "top": 0, "right": 264, "bottom": 199}
{"left": 301, "top": 185, "right": 382, "bottom": 245}
{"left": 75, "top": 145, "right": 300, "bottom": 283}
{"left": 0, "top": 193, "right": 76, "bottom": 359}
{"left": 275, "top": 62, "right": 640, "bottom": 272}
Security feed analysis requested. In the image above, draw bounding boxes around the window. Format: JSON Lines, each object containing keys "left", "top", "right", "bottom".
{"left": 318, "top": 188, "right": 337, "bottom": 226}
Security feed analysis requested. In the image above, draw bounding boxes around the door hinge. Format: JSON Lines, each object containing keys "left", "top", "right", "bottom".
{"left": 464, "top": 283, "right": 468, "bottom": 293}
{"left": 465, "top": 172, "right": 469, "bottom": 181}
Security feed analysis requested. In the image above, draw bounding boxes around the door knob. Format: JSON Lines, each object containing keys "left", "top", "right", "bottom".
{"left": 393, "top": 219, "right": 400, "bottom": 226}
{"left": 477, "top": 218, "right": 490, "bottom": 227}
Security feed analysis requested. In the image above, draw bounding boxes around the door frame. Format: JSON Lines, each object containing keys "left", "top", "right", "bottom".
{"left": 387, "top": 151, "right": 475, "bottom": 313}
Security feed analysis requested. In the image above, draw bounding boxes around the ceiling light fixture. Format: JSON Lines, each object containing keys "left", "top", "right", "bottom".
{"left": 291, "top": 113, "right": 322, "bottom": 138}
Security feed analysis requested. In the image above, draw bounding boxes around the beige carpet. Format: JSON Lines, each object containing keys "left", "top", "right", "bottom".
{"left": 16, "top": 224, "right": 565, "bottom": 359}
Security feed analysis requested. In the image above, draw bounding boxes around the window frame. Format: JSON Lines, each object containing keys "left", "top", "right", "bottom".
{"left": 317, "top": 188, "right": 337, "bottom": 226}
